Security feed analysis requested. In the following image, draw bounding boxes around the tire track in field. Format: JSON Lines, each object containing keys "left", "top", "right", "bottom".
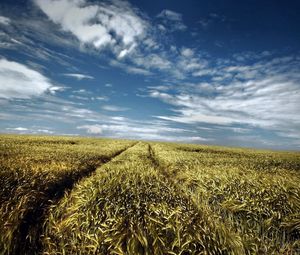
{"left": 43, "top": 142, "right": 207, "bottom": 255}
{"left": 15, "top": 142, "right": 138, "bottom": 255}
{"left": 148, "top": 143, "right": 212, "bottom": 226}
{"left": 147, "top": 143, "right": 197, "bottom": 209}
{"left": 148, "top": 143, "right": 214, "bottom": 215}
{"left": 147, "top": 143, "right": 216, "bottom": 250}
{"left": 147, "top": 143, "right": 245, "bottom": 254}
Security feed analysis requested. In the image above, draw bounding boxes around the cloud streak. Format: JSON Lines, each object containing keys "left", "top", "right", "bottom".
{"left": 0, "top": 15, "right": 10, "bottom": 25}
{"left": 6, "top": 126, "right": 54, "bottom": 134}
{"left": 148, "top": 55, "right": 300, "bottom": 140}
{"left": 76, "top": 123, "right": 209, "bottom": 142}
{"left": 0, "top": 58, "right": 61, "bottom": 99}
{"left": 101, "top": 105, "right": 129, "bottom": 112}
{"left": 63, "top": 73, "right": 94, "bottom": 80}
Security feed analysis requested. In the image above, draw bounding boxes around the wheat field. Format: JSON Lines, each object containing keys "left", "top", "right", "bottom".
{"left": 0, "top": 135, "right": 299, "bottom": 255}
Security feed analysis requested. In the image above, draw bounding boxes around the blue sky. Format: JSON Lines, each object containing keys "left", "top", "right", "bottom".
{"left": 0, "top": 0, "right": 300, "bottom": 150}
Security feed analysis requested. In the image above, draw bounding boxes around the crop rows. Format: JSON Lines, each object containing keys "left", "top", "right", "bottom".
{"left": 0, "top": 135, "right": 134, "bottom": 255}
{"left": 0, "top": 135, "right": 300, "bottom": 254}
{"left": 151, "top": 142, "right": 300, "bottom": 254}
{"left": 42, "top": 142, "right": 242, "bottom": 254}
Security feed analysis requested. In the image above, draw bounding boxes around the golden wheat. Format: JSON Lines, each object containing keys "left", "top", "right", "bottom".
{"left": 0, "top": 135, "right": 299, "bottom": 254}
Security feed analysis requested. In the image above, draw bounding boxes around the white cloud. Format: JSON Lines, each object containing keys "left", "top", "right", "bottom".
{"left": 77, "top": 124, "right": 102, "bottom": 134}
{"left": 152, "top": 76, "right": 300, "bottom": 128}
{"left": 157, "top": 9, "right": 182, "bottom": 22}
{"left": 147, "top": 85, "right": 170, "bottom": 91}
{"left": 76, "top": 122, "right": 208, "bottom": 142}
{"left": 158, "top": 24, "right": 166, "bottom": 31}
{"left": 63, "top": 73, "right": 94, "bottom": 80}
{"left": 101, "top": 105, "right": 129, "bottom": 112}
{"left": 192, "top": 69, "right": 216, "bottom": 77}
{"left": 110, "top": 116, "right": 126, "bottom": 121}
{"left": 34, "top": 0, "right": 147, "bottom": 58}
{"left": 0, "top": 58, "right": 59, "bottom": 99}
{"left": 49, "top": 86, "right": 67, "bottom": 93}
{"left": 156, "top": 113, "right": 234, "bottom": 125}
{"left": 73, "top": 89, "right": 87, "bottom": 93}
{"left": 118, "top": 45, "right": 207, "bottom": 80}
{"left": 180, "top": 47, "right": 194, "bottom": 57}
{"left": 69, "top": 95, "right": 89, "bottom": 100}
{"left": 5, "top": 127, "right": 54, "bottom": 134}
{"left": 131, "top": 53, "right": 172, "bottom": 72}
{"left": 156, "top": 9, "right": 187, "bottom": 31}
{"left": 0, "top": 16, "right": 11, "bottom": 25}
{"left": 177, "top": 52, "right": 208, "bottom": 75}
{"left": 95, "top": 96, "right": 109, "bottom": 101}
{"left": 148, "top": 55, "right": 300, "bottom": 139}
{"left": 1, "top": 92, "right": 113, "bottom": 126}
{"left": 35, "top": 129, "right": 54, "bottom": 134}
{"left": 98, "top": 124, "right": 186, "bottom": 134}
{"left": 24, "top": 0, "right": 197, "bottom": 80}
{"left": 126, "top": 133, "right": 209, "bottom": 142}
{"left": 6, "top": 127, "right": 28, "bottom": 131}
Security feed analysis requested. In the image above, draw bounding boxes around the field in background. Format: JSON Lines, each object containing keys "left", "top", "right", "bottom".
{"left": 0, "top": 135, "right": 299, "bottom": 255}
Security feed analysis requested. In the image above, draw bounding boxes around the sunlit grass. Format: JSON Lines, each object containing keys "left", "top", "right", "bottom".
{"left": 151, "top": 142, "right": 300, "bottom": 254}
{"left": 0, "top": 135, "right": 134, "bottom": 254}
{"left": 0, "top": 135, "right": 299, "bottom": 254}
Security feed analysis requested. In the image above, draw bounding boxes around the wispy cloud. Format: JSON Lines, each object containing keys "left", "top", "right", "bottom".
{"left": 0, "top": 58, "right": 62, "bottom": 99}
{"left": 148, "top": 54, "right": 300, "bottom": 140}
{"left": 7, "top": 0, "right": 200, "bottom": 81}
{"left": 101, "top": 105, "right": 129, "bottom": 112}
{"left": 63, "top": 73, "right": 94, "bottom": 80}
{"left": 6, "top": 127, "right": 28, "bottom": 131}
{"left": 156, "top": 9, "right": 187, "bottom": 31}
{"left": 157, "top": 10, "right": 183, "bottom": 22}
{"left": 1, "top": 0, "right": 299, "bottom": 150}
{"left": 180, "top": 47, "right": 194, "bottom": 57}
{"left": 0, "top": 9, "right": 77, "bottom": 66}
{"left": 95, "top": 96, "right": 109, "bottom": 101}
{"left": 6, "top": 126, "right": 54, "bottom": 134}
{"left": 0, "top": 15, "right": 10, "bottom": 25}
{"left": 76, "top": 122, "right": 209, "bottom": 142}
{"left": 73, "top": 89, "right": 88, "bottom": 94}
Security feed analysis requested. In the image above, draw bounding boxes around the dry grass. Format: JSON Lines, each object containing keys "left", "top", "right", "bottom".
{"left": 0, "top": 135, "right": 300, "bottom": 254}
{"left": 0, "top": 135, "right": 134, "bottom": 254}
{"left": 42, "top": 143, "right": 243, "bottom": 254}
{"left": 151, "top": 142, "right": 300, "bottom": 254}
